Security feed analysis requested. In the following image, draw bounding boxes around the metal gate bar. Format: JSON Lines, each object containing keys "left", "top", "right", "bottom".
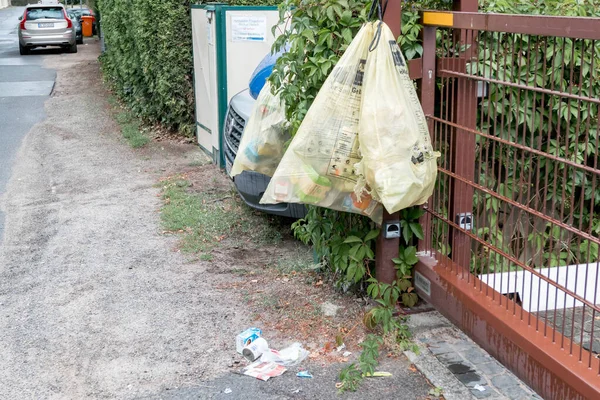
{"left": 416, "top": 10, "right": 600, "bottom": 399}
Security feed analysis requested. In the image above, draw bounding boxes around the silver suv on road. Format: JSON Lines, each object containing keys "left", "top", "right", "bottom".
{"left": 18, "top": 4, "right": 77, "bottom": 55}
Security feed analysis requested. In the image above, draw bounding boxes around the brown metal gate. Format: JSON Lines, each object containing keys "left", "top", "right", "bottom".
{"left": 413, "top": 10, "right": 600, "bottom": 400}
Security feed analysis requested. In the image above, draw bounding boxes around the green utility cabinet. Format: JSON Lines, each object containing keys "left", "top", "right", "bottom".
{"left": 191, "top": 3, "right": 279, "bottom": 166}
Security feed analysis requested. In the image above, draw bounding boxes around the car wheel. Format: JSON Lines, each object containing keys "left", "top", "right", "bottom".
{"left": 69, "top": 42, "right": 78, "bottom": 53}
{"left": 19, "top": 44, "right": 29, "bottom": 55}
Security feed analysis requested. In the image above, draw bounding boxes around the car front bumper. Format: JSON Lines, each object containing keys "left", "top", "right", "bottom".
{"left": 230, "top": 170, "right": 307, "bottom": 219}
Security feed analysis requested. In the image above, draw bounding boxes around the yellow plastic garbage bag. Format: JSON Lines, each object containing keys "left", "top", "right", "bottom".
{"left": 356, "top": 21, "right": 439, "bottom": 214}
{"left": 230, "top": 81, "right": 289, "bottom": 177}
{"left": 260, "top": 23, "right": 383, "bottom": 223}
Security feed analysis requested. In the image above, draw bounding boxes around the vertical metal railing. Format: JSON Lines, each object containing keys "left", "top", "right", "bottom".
{"left": 421, "top": 11, "right": 600, "bottom": 372}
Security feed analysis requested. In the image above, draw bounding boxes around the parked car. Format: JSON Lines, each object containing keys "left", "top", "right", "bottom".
{"left": 18, "top": 3, "right": 77, "bottom": 55}
{"left": 223, "top": 51, "right": 306, "bottom": 219}
{"left": 66, "top": 10, "right": 83, "bottom": 44}
{"left": 67, "top": 7, "right": 96, "bottom": 35}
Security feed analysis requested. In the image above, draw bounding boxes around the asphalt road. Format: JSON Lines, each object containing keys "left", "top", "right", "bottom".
{"left": 0, "top": 6, "right": 56, "bottom": 241}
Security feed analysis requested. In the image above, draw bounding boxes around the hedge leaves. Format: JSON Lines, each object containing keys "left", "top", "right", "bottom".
{"left": 98, "top": 0, "right": 195, "bottom": 136}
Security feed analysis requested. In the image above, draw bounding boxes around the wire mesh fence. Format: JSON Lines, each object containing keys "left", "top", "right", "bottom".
{"left": 422, "top": 14, "right": 600, "bottom": 371}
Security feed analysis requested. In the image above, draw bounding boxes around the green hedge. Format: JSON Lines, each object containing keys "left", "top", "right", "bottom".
{"left": 98, "top": 0, "right": 195, "bottom": 135}
{"left": 97, "top": 0, "right": 282, "bottom": 136}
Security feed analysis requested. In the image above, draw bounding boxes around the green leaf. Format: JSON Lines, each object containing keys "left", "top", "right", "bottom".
{"left": 320, "top": 61, "right": 330, "bottom": 76}
{"left": 342, "top": 28, "right": 353, "bottom": 44}
{"left": 407, "top": 207, "right": 425, "bottom": 220}
{"left": 301, "top": 29, "right": 315, "bottom": 43}
{"left": 346, "top": 262, "right": 357, "bottom": 280}
{"left": 344, "top": 236, "right": 363, "bottom": 244}
{"left": 397, "top": 279, "right": 412, "bottom": 292}
{"left": 354, "top": 264, "right": 365, "bottom": 282}
{"left": 333, "top": 4, "right": 343, "bottom": 18}
{"left": 349, "top": 243, "right": 361, "bottom": 258}
{"left": 364, "top": 229, "right": 379, "bottom": 242}
{"left": 402, "top": 292, "right": 418, "bottom": 307}
{"left": 356, "top": 245, "right": 367, "bottom": 260}
{"left": 317, "top": 32, "right": 330, "bottom": 46}
{"left": 402, "top": 224, "right": 412, "bottom": 244}
{"left": 404, "top": 246, "right": 419, "bottom": 265}
{"left": 409, "top": 223, "right": 424, "bottom": 240}
{"left": 326, "top": 6, "right": 335, "bottom": 22}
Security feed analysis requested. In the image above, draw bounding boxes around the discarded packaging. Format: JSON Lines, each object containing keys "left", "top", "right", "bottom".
{"left": 260, "top": 342, "right": 309, "bottom": 367}
{"left": 363, "top": 371, "right": 392, "bottom": 377}
{"left": 296, "top": 370, "right": 313, "bottom": 378}
{"left": 236, "top": 327, "right": 262, "bottom": 354}
{"left": 242, "top": 337, "right": 269, "bottom": 362}
{"left": 224, "top": 388, "right": 232, "bottom": 394}
{"left": 473, "top": 384, "right": 486, "bottom": 392}
{"left": 342, "top": 351, "right": 352, "bottom": 357}
{"left": 240, "top": 360, "right": 287, "bottom": 381}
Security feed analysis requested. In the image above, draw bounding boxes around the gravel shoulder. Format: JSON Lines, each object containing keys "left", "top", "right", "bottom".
{"left": 0, "top": 40, "right": 434, "bottom": 399}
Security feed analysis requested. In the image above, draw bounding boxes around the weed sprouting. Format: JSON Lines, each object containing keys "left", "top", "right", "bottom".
{"left": 158, "top": 176, "right": 285, "bottom": 253}
{"left": 110, "top": 105, "right": 149, "bottom": 148}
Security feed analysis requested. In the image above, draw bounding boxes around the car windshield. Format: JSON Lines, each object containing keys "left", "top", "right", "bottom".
{"left": 70, "top": 9, "right": 91, "bottom": 17}
{"left": 26, "top": 7, "right": 64, "bottom": 21}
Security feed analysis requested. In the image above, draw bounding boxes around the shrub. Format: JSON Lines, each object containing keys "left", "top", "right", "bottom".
{"left": 98, "top": 0, "right": 195, "bottom": 135}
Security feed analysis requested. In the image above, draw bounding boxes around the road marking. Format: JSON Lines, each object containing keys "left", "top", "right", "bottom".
{"left": 0, "top": 58, "right": 40, "bottom": 66}
{"left": 0, "top": 80, "right": 54, "bottom": 97}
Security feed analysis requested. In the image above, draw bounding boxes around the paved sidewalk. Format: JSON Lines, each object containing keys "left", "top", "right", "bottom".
{"left": 404, "top": 311, "right": 542, "bottom": 400}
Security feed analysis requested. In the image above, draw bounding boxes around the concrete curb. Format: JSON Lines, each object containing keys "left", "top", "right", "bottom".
{"left": 404, "top": 347, "right": 476, "bottom": 400}
{"left": 403, "top": 311, "right": 542, "bottom": 400}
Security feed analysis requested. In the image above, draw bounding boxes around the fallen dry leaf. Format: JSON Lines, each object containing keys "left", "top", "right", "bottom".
{"left": 323, "top": 342, "right": 335, "bottom": 353}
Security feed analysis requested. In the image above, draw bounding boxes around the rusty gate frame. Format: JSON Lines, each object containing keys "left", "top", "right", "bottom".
{"left": 410, "top": 7, "right": 600, "bottom": 400}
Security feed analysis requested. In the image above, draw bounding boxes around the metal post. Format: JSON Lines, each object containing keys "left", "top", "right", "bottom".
{"left": 449, "top": 0, "right": 478, "bottom": 268}
{"left": 375, "top": 0, "right": 403, "bottom": 285}
{"left": 417, "top": 25, "right": 437, "bottom": 252}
